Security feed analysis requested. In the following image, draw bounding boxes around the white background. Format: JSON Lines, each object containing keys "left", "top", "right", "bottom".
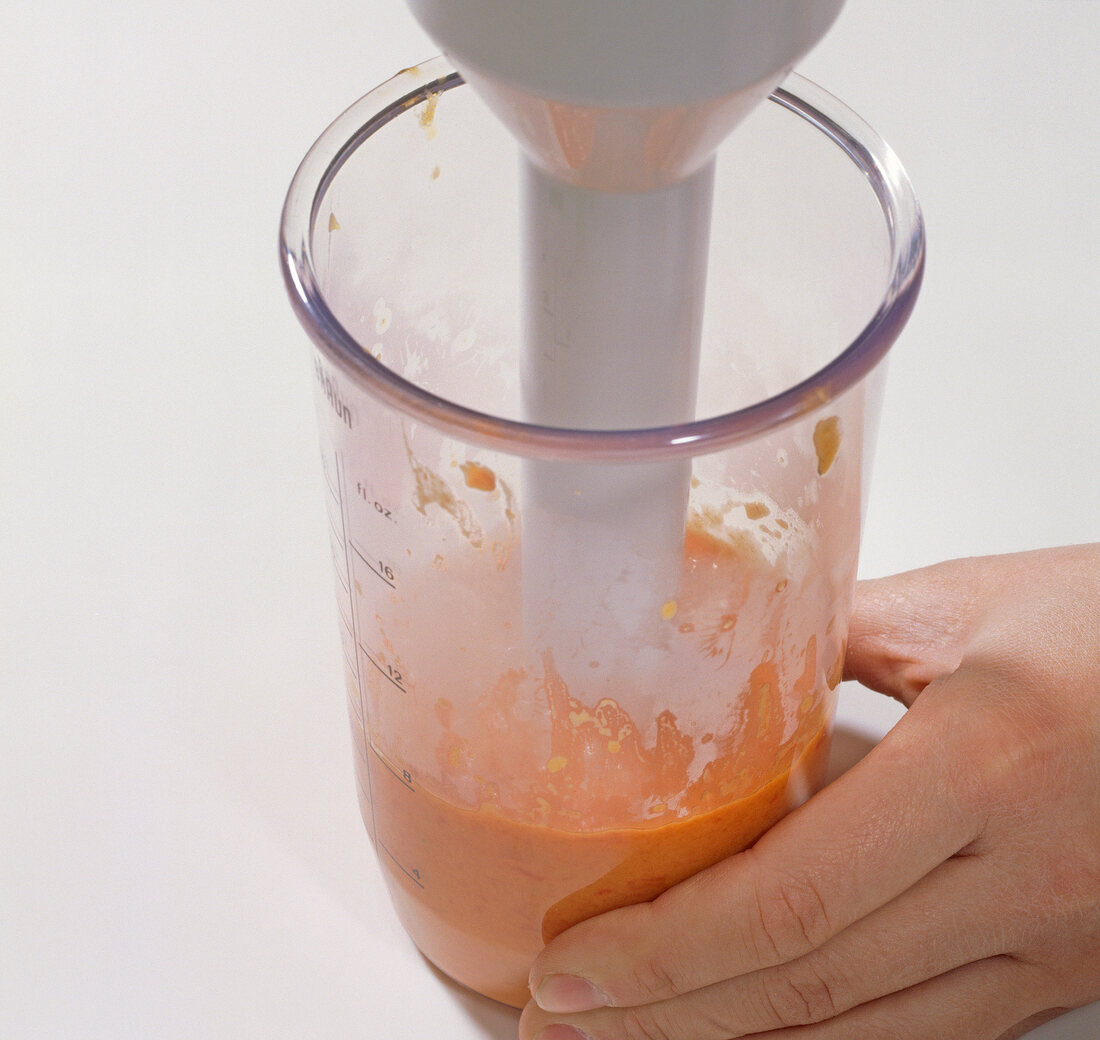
{"left": 2, "top": 1, "right": 1097, "bottom": 1037}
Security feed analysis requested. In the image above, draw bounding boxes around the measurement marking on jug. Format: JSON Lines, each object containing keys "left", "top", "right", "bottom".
{"left": 327, "top": 512, "right": 344, "bottom": 549}
{"left": 314, "top": 357, "right": 354, "bottom": 428}
{"left": 370, "top": 744, "right": 416, "bottom": 791}
{"left": 378, "top": 839, "right": 423, "bottom": 889}
{"left": 332, "top": 560, "right": 350, "bottom": 599}
{"left": 362, "top": 646, "right": 407, "bottom": 692}
{"left": 340, "top": 624, "right": 357, "bottom": 680}
{"left": 334, "top": 450, "right": 378, "bottom": 846}
{"left": 350, "top": 541, "right": 397, "bottom": 589}
{"left": 356, "top": 482, "right": 396, "bottom": 522}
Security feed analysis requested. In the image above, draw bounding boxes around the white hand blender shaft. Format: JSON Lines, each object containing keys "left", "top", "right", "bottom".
{"left": 518, "top": 161, "right": 713, "bottom": 656}
{"left": 406, "top": 0, "right": 845, "bottom": 663}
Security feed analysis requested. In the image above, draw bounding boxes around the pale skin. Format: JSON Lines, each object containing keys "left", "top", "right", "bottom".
{"left": 519, "top": 545, "right": 1100, "bottom": 1040}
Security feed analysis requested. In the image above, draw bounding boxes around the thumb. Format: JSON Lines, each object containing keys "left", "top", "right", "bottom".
{"left": 844, "top": 555, "right": 996, "bottom": 707}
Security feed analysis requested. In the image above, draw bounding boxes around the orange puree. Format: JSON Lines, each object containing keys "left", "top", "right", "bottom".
{"left": 352, "top": 516, "right": 840, "bottom": 1007}
{"left": 370, "top": 723, "right": 829, "bottom": 1007}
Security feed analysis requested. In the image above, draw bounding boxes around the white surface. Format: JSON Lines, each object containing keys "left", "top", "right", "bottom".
{"left": 2, "top": 2, "right": 1097, "bottom": 1038}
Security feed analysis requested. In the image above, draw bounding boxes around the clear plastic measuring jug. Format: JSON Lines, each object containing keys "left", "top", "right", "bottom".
{"left": 280, "top": 59, "right": 923, "bottom": 1008}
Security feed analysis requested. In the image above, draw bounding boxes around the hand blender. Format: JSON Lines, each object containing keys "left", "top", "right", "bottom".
{"left": 406, "top": 0, "right": 846, "bottom": 682}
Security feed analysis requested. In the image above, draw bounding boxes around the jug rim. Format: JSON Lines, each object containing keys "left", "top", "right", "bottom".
{"left": 280, "top": 58, "right": 924, "bottom": 463}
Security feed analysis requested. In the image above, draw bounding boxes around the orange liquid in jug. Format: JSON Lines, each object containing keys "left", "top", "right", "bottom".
{"left": 353, "top": 520, "right": 841, "bottom": 1008}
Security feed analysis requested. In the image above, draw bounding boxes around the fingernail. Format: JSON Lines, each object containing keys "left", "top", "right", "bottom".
{"left": 536, "top": 1025, "right": 594, "bottom": 1040}
{"left": 534, "top": 973, "right": 610, "bottom": 1013}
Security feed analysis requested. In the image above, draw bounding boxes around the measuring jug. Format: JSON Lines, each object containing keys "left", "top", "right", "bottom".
{"left": 280, "top": 59, "right": 923, "bottom": 1008}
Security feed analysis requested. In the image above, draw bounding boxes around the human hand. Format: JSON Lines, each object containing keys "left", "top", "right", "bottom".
{"left": 519, "top": 545, "right": 1100, "bottom": 1040}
